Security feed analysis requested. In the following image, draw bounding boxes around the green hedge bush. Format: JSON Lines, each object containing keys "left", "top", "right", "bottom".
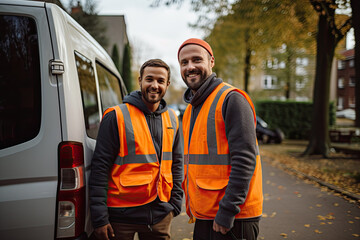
{"left": 255, "top": 101, "right": 335, "bottom": 140}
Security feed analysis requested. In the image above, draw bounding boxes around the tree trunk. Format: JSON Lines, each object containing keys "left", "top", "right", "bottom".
{"left": 303, "top": 12, "right": 335, "bottom": 157}
{"left": 244, "top": 29, "right": 251, "bottom": 93}
{"left": 285, "top": 47, "right": 294, "bottom": 100}
{"left": 351, "top": 0, "right": 360, "bottom": 127}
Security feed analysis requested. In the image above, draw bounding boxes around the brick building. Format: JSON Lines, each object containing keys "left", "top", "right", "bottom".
{"left": 337, "top": 49, "right": 355, "bottom": 110}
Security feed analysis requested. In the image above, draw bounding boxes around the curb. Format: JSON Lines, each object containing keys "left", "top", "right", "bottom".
{"left": 262, "top": 156, "right": 360, "bottom": 203}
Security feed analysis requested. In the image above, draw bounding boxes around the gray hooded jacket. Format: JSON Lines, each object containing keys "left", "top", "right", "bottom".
{"left": 183, "top": 73, "right": 260, "bottom": 229}
{"left": 89, "top": 91, "right": 183, "bottom": 228}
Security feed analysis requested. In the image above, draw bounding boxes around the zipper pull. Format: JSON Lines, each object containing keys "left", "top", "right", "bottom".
{"left": 147, "top": 225, "right": 153, "bottom": 231}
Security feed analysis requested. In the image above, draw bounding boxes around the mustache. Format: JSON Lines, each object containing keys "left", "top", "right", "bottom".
{"left": 185, "top": 69, "right": 201, "bottom": 76}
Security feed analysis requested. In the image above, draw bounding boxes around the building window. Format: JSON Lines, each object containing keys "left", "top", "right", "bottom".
{"left": 267, "top": 60, "right": 272, "bottom": 68}
{"left": 349, "top": 77, "right": 355, "bottom": 87}
{"left": 296, "top": 77, "right": 308, "bottom": 90}
{"left": 338, "top": 77, "right": 345, "bottom": 88}
{"left": 263, "top": 75, "right": 277, "bottom": 89}
{"left": 337, "top": 97, "right": 344, "bottom": 110}
{"left": 349, "top": 97, "right": 355, "bottom": 108}
{"left": 349, "top": 59, "right": 354, "bottom": 68}
{"left": 338, "top": 60, "right": 345, "bottom": 69}
{"left": 279, "top": 61, "right": 286, "bottom": 69}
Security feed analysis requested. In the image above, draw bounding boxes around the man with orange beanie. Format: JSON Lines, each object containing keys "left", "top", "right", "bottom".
{"left": 178, "top": 38, "right": 263, "bottom": 240}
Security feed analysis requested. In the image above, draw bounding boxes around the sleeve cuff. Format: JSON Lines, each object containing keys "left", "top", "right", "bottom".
{"left": 215, "top": 207, "right": 237, "bottom": 229}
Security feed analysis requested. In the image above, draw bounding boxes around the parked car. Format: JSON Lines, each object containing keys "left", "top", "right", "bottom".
{"left": 0, "top": 1, "right": 127, "bottom": 239}
{"left": 256, "top": 116, "right": 284, "bottom": 144}
{"left": 168, "top": 104, "right": 187, "bottom": 119}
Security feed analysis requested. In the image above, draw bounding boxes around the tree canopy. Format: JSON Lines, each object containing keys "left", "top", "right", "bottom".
{"left": 155, "top": 0, "right": 356, "bottom": 157}
{"left": 67, "top": 0, "right": 108, "bottom": 48}
{"left": 205, "top": 0, "right": 317, "bottom": 94}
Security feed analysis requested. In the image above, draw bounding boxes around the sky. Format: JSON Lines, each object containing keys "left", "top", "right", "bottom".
{"left": 94, "top": 0, "right": 205, "bottom": 86}
{"left": 65, "top": 0, "right": 355, "bottom": 87}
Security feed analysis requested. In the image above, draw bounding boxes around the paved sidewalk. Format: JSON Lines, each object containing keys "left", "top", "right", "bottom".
{"left": 259, "top": 140, "right": 360, "bottom": 200}
{"left": 260, "top": 159, "right": 360, "bottom": 239}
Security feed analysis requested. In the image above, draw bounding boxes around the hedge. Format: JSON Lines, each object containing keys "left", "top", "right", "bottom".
{"left": 255, "top": 101, "right": 336, "bottom": 140}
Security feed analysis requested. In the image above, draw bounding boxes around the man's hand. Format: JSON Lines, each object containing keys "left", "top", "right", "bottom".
{"left": 94, "top": 223, "right": 115, "bottom": 240}
{"left": 213, "top": 220, "right": 230, "bottom": 235}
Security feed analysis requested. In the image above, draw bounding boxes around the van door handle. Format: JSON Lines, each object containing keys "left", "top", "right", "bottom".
{"left": 50, "top": 59, "right": 64, "bottom": 75}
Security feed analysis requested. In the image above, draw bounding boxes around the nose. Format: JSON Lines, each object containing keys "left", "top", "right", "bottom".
{"left": 186, "top": 61, "right": 196, "bottom": 71}
{"left": 150, "top": 80, "right": 159, "bottom": 89}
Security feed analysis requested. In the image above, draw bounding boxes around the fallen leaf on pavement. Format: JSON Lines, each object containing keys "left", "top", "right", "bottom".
{"left": 304, "top": 224, "right": 310, "bottom": 228}
{"left": 280, "top": 233, "right": 288, "bottom": 238}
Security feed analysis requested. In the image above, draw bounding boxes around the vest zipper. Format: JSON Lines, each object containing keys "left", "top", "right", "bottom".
{"left": 187, "top": 108, "right": 195, "bottom": 220}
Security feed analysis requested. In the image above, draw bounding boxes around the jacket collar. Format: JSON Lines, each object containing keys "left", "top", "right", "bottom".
{"left": 183, "top": 73, "right": 223, "bottom": 107}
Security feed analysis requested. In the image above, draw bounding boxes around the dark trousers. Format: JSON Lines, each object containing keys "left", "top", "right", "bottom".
{"left": 193, "top": 219, "right": 259, "bottom": 240}
{"left": 108, "top": 212, "right": 173, "bottom": 240}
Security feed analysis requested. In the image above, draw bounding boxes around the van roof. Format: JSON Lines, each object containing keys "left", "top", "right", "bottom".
{"left": 0, "top": 0, "right": 45, "bottom": 8}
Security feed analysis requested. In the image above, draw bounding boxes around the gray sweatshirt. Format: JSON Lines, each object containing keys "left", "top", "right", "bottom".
{"left": 183, "top": 73, "right": 259, "bottom": 229}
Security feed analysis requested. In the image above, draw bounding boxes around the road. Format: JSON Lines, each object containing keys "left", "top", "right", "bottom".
{"left": 170, "top": 159, "right": 360, "bottom": 240}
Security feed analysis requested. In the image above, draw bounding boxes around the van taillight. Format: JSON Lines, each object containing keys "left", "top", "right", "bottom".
{"left": 57, "top": 141, "right": 85, "bottom": 239}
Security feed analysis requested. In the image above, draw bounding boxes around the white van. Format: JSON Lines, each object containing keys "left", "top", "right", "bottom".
{"left": 0, "top": 1, "right": 127, "bottom": 239}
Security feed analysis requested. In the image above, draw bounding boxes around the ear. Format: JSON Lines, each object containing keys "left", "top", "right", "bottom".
{"left": 138, "top": 76, "right": 142, "bottom": 85}
{"left": 167, "top": 80, "right": 170, "bottom": 86}
{"left": 210, "top": 56, "right": 215, "bottom": 68}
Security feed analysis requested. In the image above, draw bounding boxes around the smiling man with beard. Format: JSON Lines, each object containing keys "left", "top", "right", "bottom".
{"left": 89, "top": 59, "right": 183, "bottom": 240}
{"left": 178, "top": 38, "right": 263, "bottom": 240}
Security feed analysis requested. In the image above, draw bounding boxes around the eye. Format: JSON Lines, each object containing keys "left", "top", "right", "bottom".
{"left": 181, "top": 60, "right": 188, "bottom": 66}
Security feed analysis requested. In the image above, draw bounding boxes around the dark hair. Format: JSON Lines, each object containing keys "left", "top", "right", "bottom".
{"left": 139, "top": 59, "right": 171, "bottom": 82}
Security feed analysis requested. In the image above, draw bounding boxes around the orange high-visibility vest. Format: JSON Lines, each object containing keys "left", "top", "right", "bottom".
{"left": 104, "top": 103, "right": 179, "bottom": 208}
{"left": 182, "top": 82, "right": 263, "bottom": 220}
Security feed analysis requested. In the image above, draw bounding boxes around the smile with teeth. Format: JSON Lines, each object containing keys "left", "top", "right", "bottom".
{"left": 188, "top": 74, "right": 198, "bottom": 77}
{"left": 148, "top": 90, "right": 159, "bottom": 95}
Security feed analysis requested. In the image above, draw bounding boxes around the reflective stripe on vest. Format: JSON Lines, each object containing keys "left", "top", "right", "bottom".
{"left": 106, "top": 103, "right": 178, "bottom": 208}
{"left": 182, "top": 82, "right": 263, "bottom": 220}
{"left": 113, "top": 105, "right": 177, "bottom": 165}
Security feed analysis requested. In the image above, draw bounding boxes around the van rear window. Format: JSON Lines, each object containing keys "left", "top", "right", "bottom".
{"left": 75, "top": 52, "right": 100, "bottom": 139}
{"left": 96, "top": 62, "right": 124, "bottom": 112}
{"left": 0, "top": 15, "right": 41, "bottom": 149}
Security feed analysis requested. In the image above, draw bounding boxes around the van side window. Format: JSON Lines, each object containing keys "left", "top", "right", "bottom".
{"left": 96, "top": 62, "right": 124, "bottom": 112}
{"left": 75, "top": 52, "right": 100, "bottom": 139}
{"left": 0, "top": 15, "right": 41, "bottom": 150}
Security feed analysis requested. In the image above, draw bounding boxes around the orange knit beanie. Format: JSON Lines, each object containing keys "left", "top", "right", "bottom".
{"left": 177, "top": 38, "right": 213, "bottom": 59}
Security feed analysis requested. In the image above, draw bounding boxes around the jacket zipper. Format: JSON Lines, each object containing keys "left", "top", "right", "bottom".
{"left": 145, "top": 112, "right": 160, "bottom": 229}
